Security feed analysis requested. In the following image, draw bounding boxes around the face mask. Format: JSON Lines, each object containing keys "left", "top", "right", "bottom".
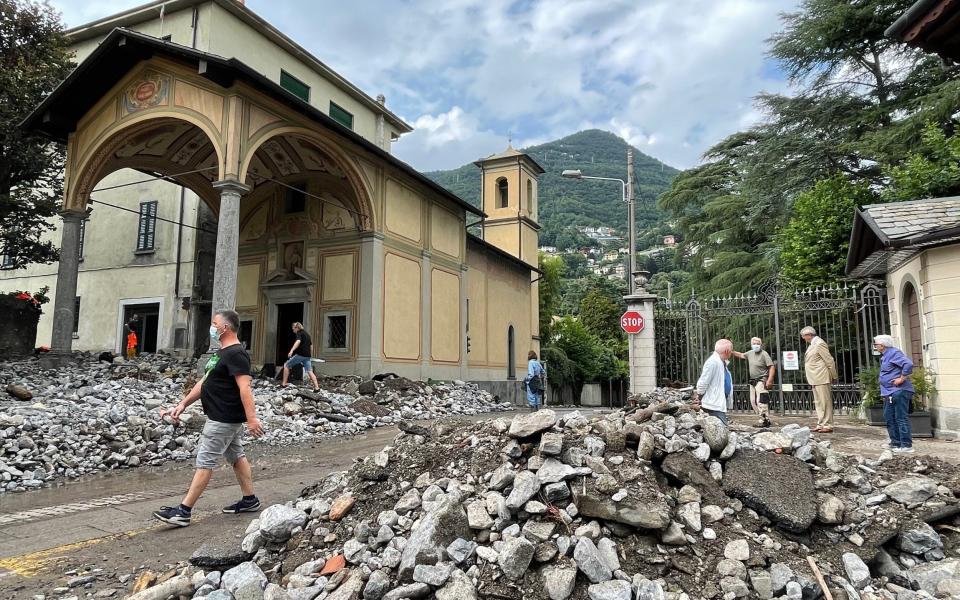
{"left": 209, "top": 325, "right": 220, "bottom": 341}
{"left": 752, "top": 344, "right": 761, "bottom": 352}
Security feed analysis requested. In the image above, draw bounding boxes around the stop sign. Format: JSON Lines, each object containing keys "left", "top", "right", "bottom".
{"left": 620, "top": 311, "right": 645, "bottom": 334}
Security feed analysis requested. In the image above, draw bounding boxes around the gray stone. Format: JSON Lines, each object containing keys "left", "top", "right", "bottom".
{"left": 702, "top": 416, "right": 729, "bottom": 453}
{"left": 434, "top": 571, "right": 478, "bottom": 600}
{"left": 817, "top": 494, "right": 845, "bottom": 524}
{"left": 522, "top": 520, "right": 556, "bottom": 543}
{"left": 398, "top": 496, "right": 470, "bottom": 580}
{"left": 544, "top": 565, "right": 577, "bottom": 600}
{"left": 587, "top": 580, "right": 632, "bottom": 600}
{"left": 632, "top": 578, "right": 666, "bottom": 600}
{"left": 841, "top": 552, "right": 871, "bottom": 590}
{"left": 489, "top": 464, "right": 515, "bottom": 491}
{"left": 466, "top": 501, "right": 493, "bottom": 530}
{"left": 769, "top": 563, "right": 794, "bottom": 595}
{"left": 382, "top": 583, "right": 431, "bottom": 600}
{"left": 505, "top": 470, "right": 540, "bottom": 510}
{"left": 636, "top": 431, "right": 655, "bottom": 461}
{"left": 785, "top": 581, "right": 803, "bottom": 600}
{"left": 749, "top": 570, "right": 773, "bottom": 600}
{"left": 498, "top": 536, "right": 535, "bottom": 580}
{"left": 543, "top": 482, "right": 570, "bottom": 503}
{"left": 660, "top": 521, "right": 687, "bottom": 546}
{"left": 677, "top": 502, "right": 702, "bottom": 532}
{"left": 883, "top": 477, "right": 938, "bottom": 504}
{"left": 572, "top": 477, "right": 671, "bottom": 530}
{"left": 258, "top": 504, "right": 308, "bottom": 543}
{"left": 574, "top": 537, "right": 613, "bottom": 583}
{"left": 540, "top": 432, "right": 563, "bottom": 456}
{"left": 222, "top": 562, "right": 268, "bottom": 600}
{"left": 363, "top": 570, "right": 391, "bottom": 600}
{"left": 660, "top": 452, "right": 726, "bottom": 503}
{"left": 509, "top": 410, "right": 558, "bottom": 438}
{"left": 445, "top": 539, "right": 477, "bottom": 564}
{"left": 413, "top": 562, "right": 453, "bottom": 587}
{"left": 752, "top": 432, "right": 792, "bottom": 452}
{"left": 724, "top": 539, "right": 750, "bottom": 561}
{"left": 537, "top": 458, "right": 577, "bottom": 484}
{"left": 898, "top": 522, "right": 943, "bottom": 555}
{"left": 720, "top": 577, "right": 750, "bottom": 598}
{"left": 717, "top": 559, "right": 747, "bottom": 580}
{"left": 910, "top": 559, "right": 960, "bottom": 596}
{"left": 596, "top": 538, "right": 621, "bottom": 572}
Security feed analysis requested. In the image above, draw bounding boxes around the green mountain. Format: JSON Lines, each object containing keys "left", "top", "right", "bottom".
{"left": 425, "top": 129, "right": 679, "bottom": 249}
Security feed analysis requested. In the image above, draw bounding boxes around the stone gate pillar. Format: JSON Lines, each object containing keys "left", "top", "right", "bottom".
{"left": 49, "top": 209, "right": 86, "bottom": 358}
{"left": 625, "top": 272, "right": 657, "bottom": 395}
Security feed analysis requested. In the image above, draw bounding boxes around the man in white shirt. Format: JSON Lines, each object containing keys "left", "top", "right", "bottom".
{"left": 694, "top": 339, "right": 734, "bottom": 425}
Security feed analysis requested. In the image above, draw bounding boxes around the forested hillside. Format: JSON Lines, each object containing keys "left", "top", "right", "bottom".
{"left": 426, "top": 130, "right": 678, "bottom": 249}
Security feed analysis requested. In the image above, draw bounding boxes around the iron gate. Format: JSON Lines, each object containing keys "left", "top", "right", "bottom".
{"left": 655, "top": 281, "right": 889, "bottom": 415}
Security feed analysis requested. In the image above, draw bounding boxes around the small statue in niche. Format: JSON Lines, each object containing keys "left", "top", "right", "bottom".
{"left": 283, "top": 242, "right": 303, "bottom": 278}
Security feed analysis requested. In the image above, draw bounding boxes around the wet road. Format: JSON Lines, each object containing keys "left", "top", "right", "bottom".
{"left": 0, "top": 413, "right": 520, "bottom": 598}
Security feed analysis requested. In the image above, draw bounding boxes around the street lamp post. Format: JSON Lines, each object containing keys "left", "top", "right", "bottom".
{"left": 561, "top": 149, "right": 636, "bottom": 293}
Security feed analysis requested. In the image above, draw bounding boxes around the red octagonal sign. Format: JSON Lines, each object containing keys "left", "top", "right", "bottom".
{"left": 620, "top": 310, "right": 645, "bottom": 334}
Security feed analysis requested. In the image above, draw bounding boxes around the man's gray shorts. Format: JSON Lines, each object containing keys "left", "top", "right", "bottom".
{"left": 196, "top": 420, "right": 245, "bottom": 469}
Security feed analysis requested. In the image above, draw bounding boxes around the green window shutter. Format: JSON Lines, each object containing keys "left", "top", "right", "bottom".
{"left": 329, "top": 102, "right": 354, "bottom": 130}
{"left": 280, "top": 70, "right": 310, "bottom": 102}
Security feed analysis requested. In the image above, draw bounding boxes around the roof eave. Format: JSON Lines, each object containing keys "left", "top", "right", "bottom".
{"left": 64, "top": 0, "right": 413, "bottom": 134}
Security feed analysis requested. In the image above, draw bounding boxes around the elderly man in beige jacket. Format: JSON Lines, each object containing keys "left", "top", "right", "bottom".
{"left": 801, "top": 326, "right": 838, "bottom": 432}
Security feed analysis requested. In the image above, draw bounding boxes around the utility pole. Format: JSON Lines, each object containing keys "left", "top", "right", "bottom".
{"left": 627, "top": 148, "right": 636, "bottom": 294}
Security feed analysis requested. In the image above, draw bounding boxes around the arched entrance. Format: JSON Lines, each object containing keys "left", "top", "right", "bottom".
{"left": 902, "top": 282, "right": 923, "bottom": 365}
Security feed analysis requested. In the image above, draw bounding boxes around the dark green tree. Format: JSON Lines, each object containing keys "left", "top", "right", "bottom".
{"left": 537, "top": 253, "right": 565, "bottom": 344}
{"left": 578, "top": 288, "right": 623, "bottom": 343}
{"left": 0, "top": 0, "right": 73, "bottom": 268}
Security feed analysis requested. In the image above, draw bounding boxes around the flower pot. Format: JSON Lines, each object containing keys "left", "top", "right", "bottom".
{"left": 910, "top": 411, "right": 933, "bottom": 438}
{"left": 865, "top": 406, "right": 885, "bottom": 426}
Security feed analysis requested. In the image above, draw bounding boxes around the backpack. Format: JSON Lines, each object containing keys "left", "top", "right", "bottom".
{"left": 528, "top": 365, "right": 544, "bottom": 392}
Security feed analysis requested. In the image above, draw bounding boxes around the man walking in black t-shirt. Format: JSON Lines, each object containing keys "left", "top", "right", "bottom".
{"left": 153, "top": 309, "right": 264, "bottom": 527}
{"left": 281, "top": 321, "right": 320, "bottom": 392}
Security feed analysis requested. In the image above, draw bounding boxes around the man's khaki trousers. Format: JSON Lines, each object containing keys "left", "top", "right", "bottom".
{"left": 812, "top": 384, "right": 833, "bottom": 428}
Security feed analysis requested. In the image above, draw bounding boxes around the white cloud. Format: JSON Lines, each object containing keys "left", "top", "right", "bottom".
{"left": 51, "top": 0, "right": 800, "bottom": 171}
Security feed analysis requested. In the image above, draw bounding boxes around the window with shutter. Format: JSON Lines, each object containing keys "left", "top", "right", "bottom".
{"left": 137, "top": 201, "right": 158, "bottom": 252}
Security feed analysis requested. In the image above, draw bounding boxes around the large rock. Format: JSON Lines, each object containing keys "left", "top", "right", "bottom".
{"left": 435, "top": 571, "right": 479, "bottom": 600}
{"left": 544, "top": 565, "right": 577, "bottom": 600}
{"left": 506, "top": 470, "right": 540, "bottom": 510}
{"left": 722, "top": 451, "right": 816, "bottom": 533}
{"left": 398, "top": 496, "right": 470, "bottom": 580}
{"left": 222, "top": 562, "right": 268, "bottom": 600}
{"left": 327, "top": 571, "right": 365, "bottom": 600}
{"left": 752, "top": 432, "right": 792, "bottom": 452}
{"left": 883, "top": 477, "right": 938, "bottom": 504}
{"left": 259, "top": 504, "right": 309, "bottom": 542}
{"left": 702, "top": 416, "right": 728, "bottom": 453}
{"left": 508, "top": 409, "right": 558, "bottom": 438}
{"left": 660, "top": 452, "right": 726, "bottom": 503}
{"left": 498, "top": 537, "right": 535, "bottom": 580}
{"left": 908, "top": 558, "right": 960, "bottom": 596}
{"left": 841, "top": 553, "right": 871, "bottom": 590}
{"left": 537, "top": 458, "right": 577, "bottom": 484}
{"left": 816, "top": 494, "right": 845, "bottom": 525}
{"left": 574, "top": 538, "right": 613, "bottom": 583}
{"left": 898, "top": 521, "right": 943, "bottom": 555}
{"left": 587, "top": 580, "right": 632, "bottom": 600}
{"left": 572, "top": 477, "right": 671, "bottom": 530}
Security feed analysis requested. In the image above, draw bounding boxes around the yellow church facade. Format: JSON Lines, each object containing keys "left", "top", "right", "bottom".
{"left": 12, "top": 8, "right": 540, "bottom": 389}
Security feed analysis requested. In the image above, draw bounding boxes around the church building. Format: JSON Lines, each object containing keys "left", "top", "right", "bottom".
{"left": 1, "top": 0, "right": 541, "bottom": 393}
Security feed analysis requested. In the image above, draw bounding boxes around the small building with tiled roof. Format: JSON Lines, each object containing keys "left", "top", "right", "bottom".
{"left": 847, "top": 197, "right": 960, "bottom": 437}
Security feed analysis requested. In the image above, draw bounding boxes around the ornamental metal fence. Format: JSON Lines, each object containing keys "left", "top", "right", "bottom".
{"left": 654, "top": 280, "right": 889, "bottom": 415}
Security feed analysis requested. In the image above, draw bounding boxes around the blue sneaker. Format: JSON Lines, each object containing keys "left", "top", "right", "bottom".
{"left": 153, "top": 505, "right": 191, "bottom": 527}
{"left": 222, "top": 496, "right": 261, "bottom": 514}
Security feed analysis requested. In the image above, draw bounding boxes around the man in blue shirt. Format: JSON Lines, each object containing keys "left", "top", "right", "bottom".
{"left": 874, "top": 334, "right": 915, "bottom": 453}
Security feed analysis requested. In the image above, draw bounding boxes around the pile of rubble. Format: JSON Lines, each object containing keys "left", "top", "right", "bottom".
{"left": 0, "top": 353, "right": 512, "bottom": 493}
{"left": 171, "top": 391, "right": 960, "bottom": 600}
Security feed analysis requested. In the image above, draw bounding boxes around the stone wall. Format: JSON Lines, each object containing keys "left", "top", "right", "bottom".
{"left": 0, "top": 295, "right": 40, "bottom": 357}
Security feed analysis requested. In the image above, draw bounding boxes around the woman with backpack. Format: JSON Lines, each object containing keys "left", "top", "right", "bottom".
{"left": 525, "top": 350, "right": 545, "bottom": 410}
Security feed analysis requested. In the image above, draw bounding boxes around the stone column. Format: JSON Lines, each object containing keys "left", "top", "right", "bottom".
{"left": 208, "top": 179, "right": 250, "bottom": 351}
{"left": 625, "top": 290, "right": 658, "bottom": 395}
{"left": 49, "top": 210, "right": 85, "bottom": 358}
{"left": 420, "top": 250, "right": 432, "bottom": 380}
{"left": 356, "top": 232, "right": 385, "bottom": 378}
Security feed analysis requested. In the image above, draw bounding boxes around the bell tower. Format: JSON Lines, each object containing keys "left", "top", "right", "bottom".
{"left": 474, "top": 145, "right": 544, "bottom": 267}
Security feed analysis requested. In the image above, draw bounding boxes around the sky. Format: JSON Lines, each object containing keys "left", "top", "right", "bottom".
{"left": 53, "top": 0, "right": 800, "bottom": 172}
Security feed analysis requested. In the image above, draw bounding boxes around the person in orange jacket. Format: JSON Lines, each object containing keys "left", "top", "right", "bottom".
{"left": 126, "top": 326, "right": 138, "bottom": 360}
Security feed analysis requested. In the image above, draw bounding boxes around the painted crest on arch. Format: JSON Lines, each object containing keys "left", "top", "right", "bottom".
{"left": 122, "top": 72, "right": 170, "bottom": 113}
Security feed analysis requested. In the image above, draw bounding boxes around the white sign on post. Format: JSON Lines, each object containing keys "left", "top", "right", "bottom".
{"left": 782, "top": 350, "right": 799, "bottom": 371}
